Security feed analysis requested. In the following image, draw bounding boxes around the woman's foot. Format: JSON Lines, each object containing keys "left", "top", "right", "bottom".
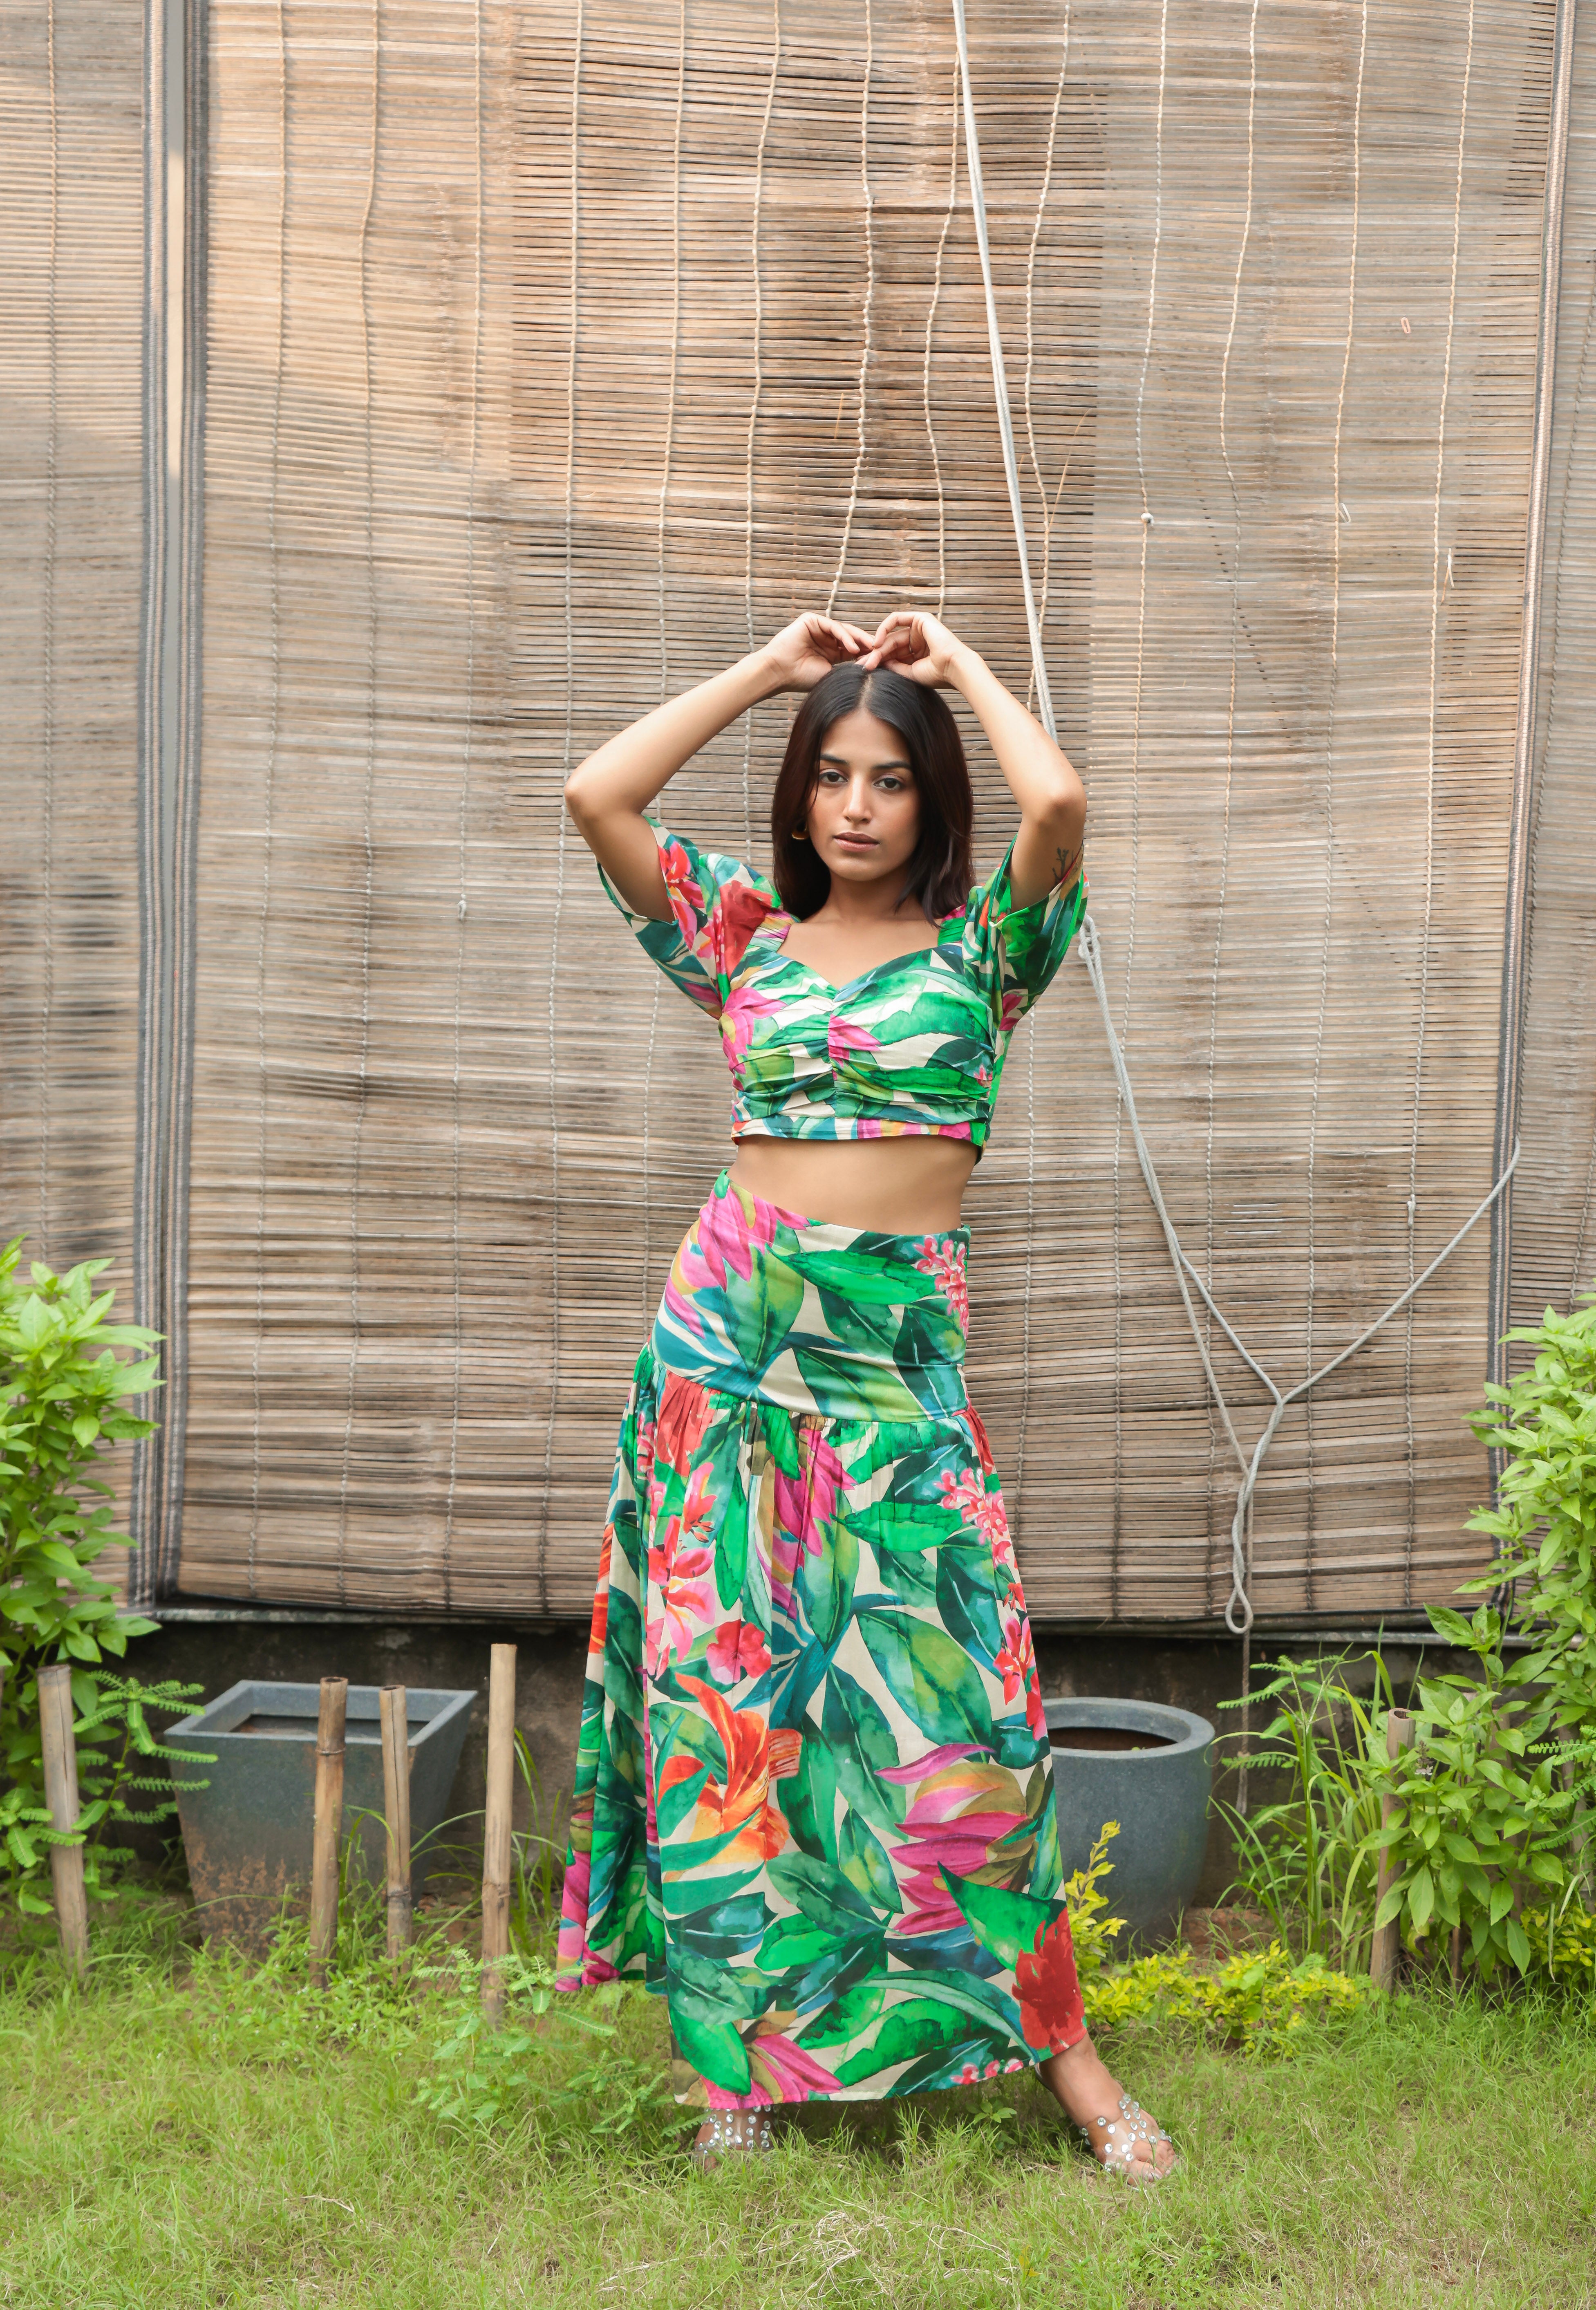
{"left": 690, "top": 2108, "right": 774, "bottom": 2171}
{"left": 1041, "top": 2035, "right": 1177, "bottom": 2183}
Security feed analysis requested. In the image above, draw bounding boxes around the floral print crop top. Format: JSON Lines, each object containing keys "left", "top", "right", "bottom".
{"left": 601, "top": 820, "right": 1086, "bottom": 1157}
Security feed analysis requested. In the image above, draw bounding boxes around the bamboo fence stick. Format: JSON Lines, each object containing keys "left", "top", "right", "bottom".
{"left": 481, "top": 1642, "right": 517, "bottom": 2023}
{"left": 309, "top": 1676, "right": 348, "bottom": 1984}
{"left": 379, "top": 1683, "right": 413, "bottom": 1964}
{"left": 37, "top": 1664, "right": 89, "bottom": 1978}
{"left": 1371, "top": 1707, "right": 1416, "bottom": 1992}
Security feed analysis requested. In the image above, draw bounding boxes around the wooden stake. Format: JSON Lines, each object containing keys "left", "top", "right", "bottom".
{"left": 309, "top": 1676, "right": 347, "bottom": 1983}
{"left": 481, "top": 1643, "right": 517, "bottom": 2023}
{"left": 379, "top": 1683, "right": 413, "bottom": 1964}
{"left": 1371, "top": 1707, "right": 1415, "bottom": 1992}
{"left": 37, "top": 1664, "right": 89, "bottom": 1978}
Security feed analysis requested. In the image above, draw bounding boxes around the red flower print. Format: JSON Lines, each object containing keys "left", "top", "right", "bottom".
{"left": 993, "top": 1616, "right": 1027, "bottom": 1707}
{"left": 706, "top": 1617, "right": 772, "bottom": 1687}
{"left": 1015, "top": 1912, "right": 1083, "bottom": 2052}
{"left": 938, "top": 1466, "right": 1012, "bottom": 1561}
{"left": 712, "top": 876, "right": 778, "bottom": 980}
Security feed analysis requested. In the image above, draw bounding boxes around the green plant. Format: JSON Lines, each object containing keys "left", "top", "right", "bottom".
{"left": 1467, "top": 1284, "right": 1596, "bottom": 1745}
{"left": 1522, "top": 1897, "right": 1596, "bottom": 1985}
{"left": 415, "top": 1954, "right": 674, "bottom": 2137}
{"left": 1084, "top": 1938, "right": 1371, "bottom": 2052}
{"left": 1061, "top": 1819, "right": 1129, "bottom": 1981}
{"left": 0, "top": 1239, "right": 161, "bottom": 1692}
{"left": 1369, "top": 1603, "right": 1596, "bottom": 1980}
{"left": 1, "top": 1672, "right": 212, "bottom": 1914}
{"left": 1215, "top": 1651, "right": 1391, "bottom": 1971}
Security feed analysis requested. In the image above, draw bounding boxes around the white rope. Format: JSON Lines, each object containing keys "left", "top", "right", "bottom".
{"left": 950, "top": 0, "right": 1523, "bottom": 1636}
{"left": 826, "top": 0, "right": 875, "bottom": 617}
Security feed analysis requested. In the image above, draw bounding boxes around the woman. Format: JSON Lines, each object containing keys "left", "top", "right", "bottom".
{"left": 556, "top": 607, "right": 1175, "bottom": 2181}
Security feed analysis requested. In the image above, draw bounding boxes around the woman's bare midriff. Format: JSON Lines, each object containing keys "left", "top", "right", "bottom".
{"left": 728, "top": 1133, "right": 978, "bottom": 1235}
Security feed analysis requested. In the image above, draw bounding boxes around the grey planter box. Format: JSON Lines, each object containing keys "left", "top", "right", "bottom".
{"left": 167, "top": 1678, "right": 476, "bottom": 1948}
{"left": 1045, "top": 1696, "right": 1214, "bottom": 1948}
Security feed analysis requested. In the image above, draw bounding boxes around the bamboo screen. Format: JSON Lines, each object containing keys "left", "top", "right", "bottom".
{"left": 0, "top": 3, "right": 145, "bottom": 1474}
{"left": 1511, "top": 13, "right": 1596, "bottom": 1352}
{"left": 172, "top": 0, "right": 1565, "bottom": 1622}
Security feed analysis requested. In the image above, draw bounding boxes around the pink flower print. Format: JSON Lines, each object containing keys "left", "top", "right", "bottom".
{"left": 827, "top": 1015, "right": 882, "bottom": 1058}
{"left": 704, "top": 2029, "right": 841, "bottom": 2108}
{"left": 706, "top": 1616, "right": 772, "bottom": 1687}
{"left": 1005, "top": 2058, "right": 1025, "bottom": 2074}
{"left": 888, "top": 1757, "right": 1030, "bottom": 1937}
{"left": 938, "top": 1464, "right": 1011, "bottom": 1562}
{"left": 975, "top": 1062, "right": 992, "bottom": 1087}
{"left": 914, "top": 1236, "right": 969, "bottom": 1335}
{"left": 983, "top": 2061, "right": 1001, "bottom": 2081}
{"left": 771, "top": 1427, "right": 847, "bottom": 1618}
{"left": 721, "top": 981, "right": 785, "bottom": 1071}
{"left": 997, "top": 986, "right": 1027, "bottom": 1038}
{"left": 659, "top": 838, "right": 707, "bottom": 929}
{"left": 645, "top": 1543, "right": 715, "bottom": 1674}
{"left": 957, "top": 2062, "right": 980, "bottom": 2085}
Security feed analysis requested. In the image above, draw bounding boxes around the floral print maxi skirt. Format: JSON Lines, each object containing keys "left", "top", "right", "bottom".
{"left": 556, "top": 1170, "right": 1085, "bottom": 2106}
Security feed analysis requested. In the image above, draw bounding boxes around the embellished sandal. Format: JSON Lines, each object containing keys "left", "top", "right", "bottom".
{"left": 690, "top": 2108, "right": 774, "bottom": 2171}
{"left": 1081, "top": 2093, "right": 1176, "bottom": 2182}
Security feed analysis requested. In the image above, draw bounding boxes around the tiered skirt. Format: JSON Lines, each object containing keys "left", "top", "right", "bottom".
{"left": 556, "top": 1170, "right": 1084, "bottom": 2106}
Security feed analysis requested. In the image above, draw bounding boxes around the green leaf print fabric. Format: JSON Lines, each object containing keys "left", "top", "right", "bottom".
{"left": 598, "top": 823, "right": 1087, "bottom": 1156}
{"left": 557, "top": 1173, "right": 1085, "bottom": 2108}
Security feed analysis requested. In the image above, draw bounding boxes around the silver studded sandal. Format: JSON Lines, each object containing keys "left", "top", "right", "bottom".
{"left": 690, "top": 2107, "right": 775, "bottom": 2171}
{"left": 1081, "top": 2093, "right": 1175, "bottom": 2182}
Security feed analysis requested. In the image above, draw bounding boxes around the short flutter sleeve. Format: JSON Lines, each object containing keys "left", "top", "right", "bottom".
{"left": 960, "top": 838, "right": 1087, "bottom": 1034}
{"left": 598, "top": 820, "right": 779, "bottom": 1020}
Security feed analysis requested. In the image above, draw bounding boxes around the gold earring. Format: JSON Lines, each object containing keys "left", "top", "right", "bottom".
{"left": 792, "top": 828, "right": 808, "bottom": 843}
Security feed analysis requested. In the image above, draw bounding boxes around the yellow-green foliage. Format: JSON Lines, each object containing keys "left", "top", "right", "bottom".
{"left": 1083, "top": 1940, "right": 1372, "bottom": 2054}
{"left": 1522, "top": 1901, "right": 1596, "bottom": 1985}
{"left": 1060, "top": 1820, "right": 1128, "bottom": 1984}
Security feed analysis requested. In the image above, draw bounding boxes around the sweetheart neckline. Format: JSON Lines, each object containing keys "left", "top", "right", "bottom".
{"left": 752, "top": 918, "right": 959, "bottom": 1000}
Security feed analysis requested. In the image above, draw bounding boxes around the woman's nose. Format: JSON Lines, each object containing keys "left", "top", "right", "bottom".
{"left": 844, "top": 782, "right": 872, "bottom": 819}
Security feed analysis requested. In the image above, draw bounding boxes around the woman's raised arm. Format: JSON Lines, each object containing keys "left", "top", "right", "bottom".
{"left": 564, "top": 614, "right": 875, "bottom": 919}
{"left": 859, "top": 609, "right": 1086, "bottom": 909}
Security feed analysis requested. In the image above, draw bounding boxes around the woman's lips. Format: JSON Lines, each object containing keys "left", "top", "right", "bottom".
{"left": 833, "top": 833, "right": 877, "bottom": 851}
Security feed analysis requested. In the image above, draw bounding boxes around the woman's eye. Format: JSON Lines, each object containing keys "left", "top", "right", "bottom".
{"left": 817, "top": 769, "right": 845, "bottom": 786}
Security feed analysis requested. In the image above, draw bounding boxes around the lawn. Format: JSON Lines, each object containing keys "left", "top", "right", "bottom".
{"left": 2, "top": 1895, "right": 1594, "bottom": 2310}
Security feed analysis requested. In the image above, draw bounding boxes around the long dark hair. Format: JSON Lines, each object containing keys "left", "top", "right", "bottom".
{"left": 770, "top": 663, "right": 975, "bottom": 921}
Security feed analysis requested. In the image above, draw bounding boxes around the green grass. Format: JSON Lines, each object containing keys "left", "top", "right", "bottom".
{"left": 2, "top": 1893, "right": 1594, "bottom": 2310}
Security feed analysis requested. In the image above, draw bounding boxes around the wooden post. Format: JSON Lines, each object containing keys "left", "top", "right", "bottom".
{"left": 37, "top": 1664, "right": 90, "bottom": 1978}
{"left": 1371, "top": 1706, "right": 1415, "bottom": 1992}
{"left": 481, "top": 1643, "right": 517, "bottom": 2023}
{"left": 309, "top": 1676, "right": 347, "bottom": 1983}
{"left": 379, "top": 1683, "right": 413, "bottom": 1964}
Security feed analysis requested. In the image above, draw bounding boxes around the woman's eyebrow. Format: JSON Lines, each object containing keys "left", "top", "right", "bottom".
{"left": 816, "top": 748, "right": 913, "bottom": 771}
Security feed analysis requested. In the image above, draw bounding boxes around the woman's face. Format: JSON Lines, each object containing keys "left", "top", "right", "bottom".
{"left": 804, "top": 704, "right": 921, "bottom": 896}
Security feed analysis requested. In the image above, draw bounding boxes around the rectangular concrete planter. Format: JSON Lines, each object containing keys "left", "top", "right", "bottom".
{"left": 167, "top": 1678, "right": 476, "bottom": 1947}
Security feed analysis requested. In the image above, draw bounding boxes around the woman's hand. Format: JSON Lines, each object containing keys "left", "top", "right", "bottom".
{"left": 858, "top": 608, "right": 971, "bottom": 688}
{"left": 761, "top": 613, "right": 877, "bottom": 694}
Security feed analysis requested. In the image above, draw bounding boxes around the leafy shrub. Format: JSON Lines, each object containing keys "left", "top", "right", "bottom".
{"left": 1468, "top": 1283, "right": 1596, "bottom": 1748}
{"left": 0, "top": 1239, "right": 161, "bottom": 1681}
{"left": 1369, "top": 1604, "right": 1596, "bottom": 1980}
{"left": 1084, "top": 1940, "right": 1371, "bottom": 2052}
{"left": 2, "top": 1671, "right": 212, "bottom": 1914}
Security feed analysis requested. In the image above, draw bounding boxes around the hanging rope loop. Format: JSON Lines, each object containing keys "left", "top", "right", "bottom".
{"left": 949, "top": 2, "right": 1524, "bottom": 1637}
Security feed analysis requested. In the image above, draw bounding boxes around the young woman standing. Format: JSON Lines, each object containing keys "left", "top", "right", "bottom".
{"left": 555, "top": 607, "right": 1175, "bottom": 2181}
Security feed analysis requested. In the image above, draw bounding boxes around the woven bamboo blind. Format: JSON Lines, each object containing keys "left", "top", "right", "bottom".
{"left": 0, "top": 3, "right": 144, "bottom": 1467}
{"left": 174, "top": 0, "right": 1562, "bottom": 1622}
{"left": 1511, "top": 9, "right": 1596, "bottom": 1351}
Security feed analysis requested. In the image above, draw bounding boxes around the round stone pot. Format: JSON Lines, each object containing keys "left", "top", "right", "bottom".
{"left": 1045, "top": 1696, "right": 1215, "bottom": 1947}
